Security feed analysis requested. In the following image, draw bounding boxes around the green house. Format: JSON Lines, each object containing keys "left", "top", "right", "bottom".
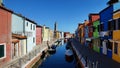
{"left": 93, "top": 20, "right": 100, "bottom": 53}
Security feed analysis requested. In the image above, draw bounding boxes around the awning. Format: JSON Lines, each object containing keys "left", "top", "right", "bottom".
{"left": 12, "top": 33, "right": 27, "bottom": 39}
{"left": 12, "top": 39, "right": 19, "bottom": 43}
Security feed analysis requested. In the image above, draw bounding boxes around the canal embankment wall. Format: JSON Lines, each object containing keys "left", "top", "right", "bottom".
{"left": 71, "top": 38, "right": 120, "bottom": 68}
{"left": 2, "top": 40, "right": 57, "bottom": 68}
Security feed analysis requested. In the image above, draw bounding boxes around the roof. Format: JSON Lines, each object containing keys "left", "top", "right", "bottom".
{"left": 25, "top": 17, "right": 37, "bottom": 24}
{"left": 0, "top": 6, "right": 13, "bottom": 13}
{"left": 36, "top": 25, "right": 43, "bottom": 27}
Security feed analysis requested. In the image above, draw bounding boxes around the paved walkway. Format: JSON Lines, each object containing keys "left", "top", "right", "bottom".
{"left": 71, "top": 38, "right": 120, "bottom": 68}
{"left": 2, "top": 39, "right": 57, "bottom": 68}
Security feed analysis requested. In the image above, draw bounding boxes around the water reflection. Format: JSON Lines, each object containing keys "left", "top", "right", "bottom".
{"left": 38, "top": 42, "right": 76, "bottom": 68}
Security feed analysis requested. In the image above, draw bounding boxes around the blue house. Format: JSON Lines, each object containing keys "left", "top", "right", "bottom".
{"left": 99, "top": 5, "right": 113, "bottom": 58}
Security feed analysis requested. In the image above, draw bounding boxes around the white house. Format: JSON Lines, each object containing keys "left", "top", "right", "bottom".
{"left": 25, "top": 18, "right": 36, "bottom": 52}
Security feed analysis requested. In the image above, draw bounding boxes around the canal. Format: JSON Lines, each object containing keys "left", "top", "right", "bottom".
{"left": 38, "top": 42, "right": 77, "bottom": 68}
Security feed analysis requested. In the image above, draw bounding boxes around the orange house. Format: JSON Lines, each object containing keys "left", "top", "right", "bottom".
{"left": 0, "top": 6, "right": 12, "bottom": 66}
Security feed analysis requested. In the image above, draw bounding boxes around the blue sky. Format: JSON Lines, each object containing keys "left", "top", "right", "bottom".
{"left": 4, "top": 0, "right": 109, "bottom": 33}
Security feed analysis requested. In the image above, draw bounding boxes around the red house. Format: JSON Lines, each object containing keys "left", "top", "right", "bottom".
{"left": 36, "top": 25, "right": 42, "bottom": 45}
{"left": 88, "top": 13, "right": 100, "bottom": 37}
{"left": 88, "top": 14, "right": 99, "bottom": 48}
{"left": 0, "top": 6, "right": 12, "bottom": 66}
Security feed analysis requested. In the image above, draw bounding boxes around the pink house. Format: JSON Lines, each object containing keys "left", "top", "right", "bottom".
{"left": 0, "top": 6, "right": 12, "bottom": 66}
{"left": 36, "top": 25, "right": 42, "bottom": 45}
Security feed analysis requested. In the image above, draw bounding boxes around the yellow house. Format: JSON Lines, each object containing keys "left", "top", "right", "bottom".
{"left": 42, "top": 26, "right": 49, "bottom": 42}
{"left": 112, "top": 10, "right": 120, "bottom": 63}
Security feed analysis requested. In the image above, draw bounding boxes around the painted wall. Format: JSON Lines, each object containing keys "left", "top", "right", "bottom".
{"left": 19, "top": 39, "right": 27, "bottom": 56}
{"left": 12, "top": 13, "right": 24, "bottom": 34}
{"left": 11, "top": 14, "right": 27, "bottom": 56}
{"left": 36, "top": 26, "right": 42, "bottom": 45}
{"left": 93, "top": 20, "right": 100, "bottom": 52}
{"left": 113, "top": 10, "right": 120, "bottom": 19}
{"left": 25, "top": 19, "right": 36, "bottom": 53}
{"left": 112, "top": 10, "right": 120, "bottom": 62}
{"left": 89, "top": 14, "right": 100, "bottom": 23}
{"left": 100, "top": 5, "right": 113, "bottom": 31}
{"left": 93, "top": 20, "right": 100, "bottom": 38}
{"left": 112, "top": 41, "right": 120, "bottom": 63}
{"left": 0, "top": 7, "right": 12, "bottom": 66}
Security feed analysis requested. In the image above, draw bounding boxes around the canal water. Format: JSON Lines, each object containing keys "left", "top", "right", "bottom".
{"left": 38, "top": 42, "right": 77, "bottom": 68}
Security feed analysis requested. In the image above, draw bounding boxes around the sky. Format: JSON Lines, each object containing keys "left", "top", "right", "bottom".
{"left": 3, "top": 0, "right": 109, "bottom": 33}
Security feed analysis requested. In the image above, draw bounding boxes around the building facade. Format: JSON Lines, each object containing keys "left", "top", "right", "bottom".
{"left": 0, "top": 6, "right": 12, "bottom": 66}
{"left": 36, "top": 25, "right": 42, "bottom": 45}
{"left": 25, "top": 18, "right": 36, "bottom": 52}
{"left": 99, "top": 5, "right": 113, "bottom": 58}
{"left": 93, "top": 20, "right": 100, "bottom": 53}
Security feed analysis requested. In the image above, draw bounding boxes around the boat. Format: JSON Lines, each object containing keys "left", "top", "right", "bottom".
{"left": 65, "top": 49, "right": 74, "bottom": 62}
{"left": 51, "top": 45, "right": 57, "bottom": 49}
{"left": 47, "top": 48, "right": 56, "bottom": 54}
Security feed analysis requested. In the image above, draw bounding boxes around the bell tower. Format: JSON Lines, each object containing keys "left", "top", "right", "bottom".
{"left": 54, "top": 22, "right": 57, "bottom": 38}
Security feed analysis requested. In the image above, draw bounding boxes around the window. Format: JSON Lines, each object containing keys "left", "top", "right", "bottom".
{"left": 0, "top": 44, "right": 6, "bottom": 59}
{"left": 109, "top": 31, "right": 113, "bottom": 37}
{"left": 33, "top": 37, "right": 35, "bottom": 43}
{"left": 108, "top": 21, "right": 112, "bottom": 30}
{"left": 33, "top": 25, "right": 35, "bottom": 30}
{"left": 118, "top": 18, "right": 120, "bottom": 30}
{"left": 100, "top": 24, "right": 104, "bottom": 31}
{"left": 113, "top": 20, "right": 116, "bottom": 30}
{"left": 26, "top": 22, "right": 28, "bottom": 26}
{"left": 107, "top": 41, "right": 112, "bottom": 50}
{"left": 100, "top": 39, "right": 103, "bottom": 47}
{"left": 31, "top": 24, "right": 32, "bottom": 30}
{"left": 114, "top": 42, "right": 118, "bottom": 54}
{"left": 93, "top": 26, "right": 96, "bottom": 32}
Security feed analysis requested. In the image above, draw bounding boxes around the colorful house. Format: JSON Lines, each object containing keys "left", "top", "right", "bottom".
{"left": 78, "top": 24, "right": 83, "bottom": 43}
{"left": 84, "top": 20, "right": 89, "bottom": 46}
{"left": 11, "top": 13, "right": 28, "bottom": 55}
{"left": 42, "top": 26, "right": 50, "bottom": 42}
{"left": 99, "top": 5, "right": 113, "bottom": 58}
{"left": 12, "top": 34, "right": 27, "bottom": 59}
{"left": 36, "top": 25, "right": 42, "bottom": 45}
{"left": 88, "top": 14, "right": 99, "bottom": 49}
{"left": 93, "top": 20, "right": 100, "bottom": 53}
{"left": 0, "top": 6, "right": 12, "bottom": 66}
{"left": 112, "top": 6, "right": 120, "bottom": 62}
{"left": 49, "top": 29, "right": 54, "bottom": 41}
{"left": 25, "top": 18, "right": 36, "bottom": 52}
